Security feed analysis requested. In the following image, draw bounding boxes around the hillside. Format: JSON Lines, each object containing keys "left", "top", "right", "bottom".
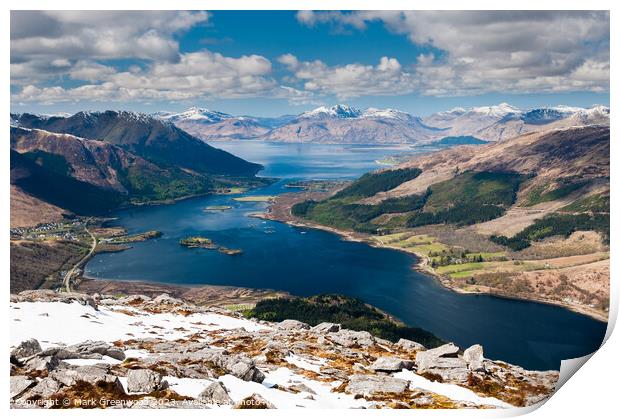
{"left": 11, "top": 111, "right": 262, "bottom": 176}
{"left": 10, "top": 290, "right": 558, "bottom": 409}
{"left": 273, "top": 126, "right": 610, "bottom": 319}
{"left": 10, "top": 126, "right": 222, "bottom": 207}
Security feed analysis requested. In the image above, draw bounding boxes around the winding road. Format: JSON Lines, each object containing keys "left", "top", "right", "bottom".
{"left": 63, "top": 223, "right": 97, "bottom": 292}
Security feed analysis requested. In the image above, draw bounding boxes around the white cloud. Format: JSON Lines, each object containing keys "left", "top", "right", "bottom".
{"left": 11, "top": 11, "right": 208, "bottom": 63}
{"left": 296, "top": 11, "right": 610, "bottom": 95}
{"left": 11, "top": 51, "right": 312, "bottom": 104}
{"left": 279, "top": 54, "right": 417, "bottom": 99}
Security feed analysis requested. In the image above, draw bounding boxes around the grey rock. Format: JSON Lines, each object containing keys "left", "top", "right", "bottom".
{"left": 198, "top": 381, "right": 233, "bottom": 405}
{"left": 396, "top": 338, "right": 426, "bottom": 351}
{"left": 40, "top": 340, "right": 125, "bottom": 361}
{"left": 345, "top": 374, "right": 409, "bottom": 396}
{"left": 369, "top": 356, "right": 414, "bottom": 372}
{"left": 24, "top": 355, "right": 59, "bottom": 372}
{"left": 277, "top": 319, "right": 310, "bottom": 330}
{"left": 10, "top": 376, "right": 35, "bottom": 399}
{"left": 234, "top": 393, "right": 276, "bottom": 409}
{"left": 192, "top": 349, "right": 265, "bottom": 383}
{"left": 311, "top": 322, "right": 340, "bottom": 333}
{"left": 11, "top": 339, "right": 42, "bottom": 359}
{"left": 415, "top": 343, "right": 460, "bottom": 371}
{"left": 51, "top": 365, "right": 118, "bottom": 387}
{"left": 152, "top": 294, "right": 184, "bottom": 305}
{"left": 329, "top": 329, "right": 375, "bottom": 348}
{"left": 463, "top": 344, "right": 484, "bottom": 371}
{"left": 23, "top": 377, "right": 62, "bottom": 399}
{"left": 127, "top": 369, "right": 166, "bottom": 393}
{"left": 424, "top": 367, "right": 471, "bottom": 383}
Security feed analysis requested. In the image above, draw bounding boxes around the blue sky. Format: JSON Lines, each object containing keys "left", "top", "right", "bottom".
{"left": 10, "top": 11, "right": 610, "bottom": 116}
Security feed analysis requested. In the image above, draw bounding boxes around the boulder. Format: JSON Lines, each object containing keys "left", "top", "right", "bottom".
{"left": 51, "top": 365, "right": 119, "bottom": 387}
{"left": 198, "top": 381, "right": 233, "bottom": 405}
{"left": 23, "top": 355, "right": 59, "bottom": 372}
{"left": 22, "top": 377, "right": 62, "bottom": 399}
{"left": 463, "top": 344, "right": 484, "bottom": 371}
{"left": 396, "top": 338, "right": 426, "bottom": 351}
{"left": 277, "top": 319, "right": 310, "bottom": 330}
{"left": 415, "top": 343, "right": 459, "bottom": 371}
{"left": 127, "top": 369, "right": 167, "bottom": 393}
{"left": 345, "top": 374, "right": 409, "bottom": 396}
{"left": 234, "top": 393, "right": 276, "bottom": 409}
{"left": 311, "top": 322, "right": 340, "bottom": 333}
{"left": 329, "top": 329, "right": 375, "bottom": 348}
{"left": 11, "top": 339, "right": 42, "bottom": 359}
{"left": 193, "top": 349, "right": 266, "bottom": 383}
{"left": 369, "top": 356, "right": 414, "bottom": 372}
{"left": 10, "top": 376, "right": 35, "bottom": 399}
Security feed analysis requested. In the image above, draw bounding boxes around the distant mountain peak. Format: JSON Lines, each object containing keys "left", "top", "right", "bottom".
{"left": 300, "top": 104, "right": 362, "bottom": 119}
{"left": 470, "top": 103, "right": 521, "bottom": 117}
{"left": 155, "top": 107, "right": 234, "bottom": 123}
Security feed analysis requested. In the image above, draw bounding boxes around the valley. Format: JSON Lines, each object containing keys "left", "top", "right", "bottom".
{"left": 9, "top": 108, "right": 610, "bottom": 373}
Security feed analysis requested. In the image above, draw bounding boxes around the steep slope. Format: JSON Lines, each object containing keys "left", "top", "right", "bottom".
{"left": 10, "top": 126, "right": 217, "bottom": 204}
{"left": 282, "top": 125, "right": 609, "bottom": 319}
{"left": 155, "top": 107, "right": 270, "bottom": 140}
{"left": 423, "top": 104, "right": 610, "bottom": 141}
{"left": 10, "top": 149, "right": 125, "bottom": 215}
{"left": 10, "top": 185, "right": 68, "bottom": 228}
{"left": 260, "top": 105, "right": 444, "bottom": 144}
{"left": 11, "top": 111, "right": 262, "bottom": 176}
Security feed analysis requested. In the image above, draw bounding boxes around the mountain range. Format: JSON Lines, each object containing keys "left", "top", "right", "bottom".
{"left": 151, "top": 103, "right": 609, "bottom": 144}
{"left": 10, "top": 111, "right": 266, "bottom": 226}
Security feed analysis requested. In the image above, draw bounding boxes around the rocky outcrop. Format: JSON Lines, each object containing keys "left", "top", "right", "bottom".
{"left": 11, "top": 339, "right": 41, "bottom": 359}
{"left": 463, "top": 344, "right": 484, "bottom": 371}
{"left": 311, "top": 322, "right": 340, "bottom": 333}
{"left": 40, "top": 341, "right": 126, "bottom": 361}
{"left": 369, "top": 357, "right": 414, "bottom": 373}
{"left": 277, "top": 319, "right": 311, "bottom": 330}
{"left": 9, "top": 291, "right": 559, "bottom": 409}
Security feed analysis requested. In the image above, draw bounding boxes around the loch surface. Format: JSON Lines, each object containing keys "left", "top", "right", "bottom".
{"left": 85, "top": 141, "right": 607, "bottom": 371}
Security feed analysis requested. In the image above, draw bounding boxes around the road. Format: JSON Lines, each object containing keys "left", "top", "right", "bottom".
{"left": 63, "top": 222, "right": 97, "bottom": 292}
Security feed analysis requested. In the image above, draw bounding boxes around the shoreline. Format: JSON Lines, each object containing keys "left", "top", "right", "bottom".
{"left": 76, "top": 276, "right": 290, "bottom": 307}
{"left": 254, "top": 210, "right": 609, "bottom": 324}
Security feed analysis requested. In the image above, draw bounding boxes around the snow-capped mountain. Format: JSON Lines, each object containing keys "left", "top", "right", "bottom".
{"left": 299, "top": 104, "right": 363, "bottom": 119}
{"left": 154, "top": 107, "right": 270, "bottom": 140}
{"left": 260, "top": 105, "right": 445, "bottom": 144}
{"left": 423, "top": 103, "right": 609, "bottom": 141}
{"left": 151, "top": 103, "right": 609, "bottom": 143}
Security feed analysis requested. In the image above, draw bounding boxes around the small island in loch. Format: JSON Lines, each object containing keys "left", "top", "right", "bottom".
{"left": 203, "top": 205, "right": 233, "bottom": 212}
{"left": 180, "top": 236, "right": 243, "bottom": 255}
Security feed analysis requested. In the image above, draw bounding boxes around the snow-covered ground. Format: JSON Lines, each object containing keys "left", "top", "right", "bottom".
{"left": 11, "top": 298, "right": 518, "bottom": 409}
{"left": 10, "top": 301, "right": 269, "bottom": 349}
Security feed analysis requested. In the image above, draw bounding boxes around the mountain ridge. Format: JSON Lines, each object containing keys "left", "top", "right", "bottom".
{"left": 143, "top": 103, "right": 609, "bottom": 143}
